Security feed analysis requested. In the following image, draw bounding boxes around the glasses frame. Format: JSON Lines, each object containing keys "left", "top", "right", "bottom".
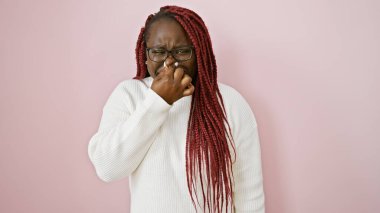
{"left": 146, "top": 46, "right": 194, "bottom": 63}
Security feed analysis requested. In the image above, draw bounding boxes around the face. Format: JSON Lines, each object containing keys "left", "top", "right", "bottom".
{"left": 145, "top": 18, "right": 196, "bottom": 79}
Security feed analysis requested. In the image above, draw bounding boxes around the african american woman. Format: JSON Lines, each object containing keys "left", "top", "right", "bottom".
{"left": 88, "top": 5, "right": 265, "bottom": 213}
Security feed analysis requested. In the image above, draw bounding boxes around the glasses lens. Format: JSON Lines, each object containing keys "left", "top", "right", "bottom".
{"left": 148, "top": 48, "right": 167, "bottom": 62}
{"left": 173, "top": 48, "right": 192, "bottom": 61}
{"left": 148, "top": 47, "right": 193, "bottom": 62}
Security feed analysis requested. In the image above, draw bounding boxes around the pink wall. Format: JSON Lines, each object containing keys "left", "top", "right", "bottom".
{"left": 1, "top": 0, "right": 379, "bottom": 212}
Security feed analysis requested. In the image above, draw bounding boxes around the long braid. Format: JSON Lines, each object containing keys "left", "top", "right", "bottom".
{"left": 134, "top": 14, "right": 154, "bottom": 79}
{"left": 134, "top": 6, "right": 237, "bottom": 213}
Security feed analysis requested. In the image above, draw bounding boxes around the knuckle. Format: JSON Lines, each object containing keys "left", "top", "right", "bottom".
{"left": 176, "top": 67, "right": 184, "bottom": 73}
{"left": 185, "top": 75, "right": 192, "bottom": 82}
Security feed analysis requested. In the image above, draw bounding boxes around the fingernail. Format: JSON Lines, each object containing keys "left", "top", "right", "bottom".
{"left": 164, "top": 61, "right": 167, "bottom": 68}
{"left": 174, "top": 62, "right": 178, "bottom": 67}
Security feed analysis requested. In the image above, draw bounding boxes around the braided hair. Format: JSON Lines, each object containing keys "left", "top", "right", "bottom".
{"left": 134, "top": 6, "right": 236, "bottom": 213}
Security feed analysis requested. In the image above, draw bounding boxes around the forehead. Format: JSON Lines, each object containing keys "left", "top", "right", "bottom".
{"left": 146, "top": 18, "right": 191, "bottom": 47}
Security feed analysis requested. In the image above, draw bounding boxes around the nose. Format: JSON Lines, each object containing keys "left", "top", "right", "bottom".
{"left": 164, "top": 53, "right": 177, "bottom": 67}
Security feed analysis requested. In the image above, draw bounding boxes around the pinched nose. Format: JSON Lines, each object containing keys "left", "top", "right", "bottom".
{"left": 164, "top": 61, "right": 179, "bottom": 68}
{"left": 164, "top": 55, "right": 177, "bottom": 67}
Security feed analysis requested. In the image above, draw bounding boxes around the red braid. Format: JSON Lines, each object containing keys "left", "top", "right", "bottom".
{"left": 134, "top": 6, "right": 236, "bottom": 213}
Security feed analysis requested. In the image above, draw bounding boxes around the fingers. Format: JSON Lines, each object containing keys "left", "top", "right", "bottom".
{"left": 181, "top": 74, "right": 192, "bottom": 88}
{"left": 181, "top": 73, "right": 194, "bottom": 97}
{"left": 164, "top": 64, "right": 174, "bottom": 76}
{"left": 156, "top": 61, "right": 171, "bottom": 74}
{"left": 173, "top": 67, "right": 184, "bottom": 81}
{"left": 159, "top": 62, "right": 185, "bottom": 81}
{"left": 153, "top": 64, "right": 195, "bottom": 101}
{"left": 183, "top": 83, "right": 195, "bottom": 96}
{"left": 177, "top": 71, "right": 193, "bottom": 96}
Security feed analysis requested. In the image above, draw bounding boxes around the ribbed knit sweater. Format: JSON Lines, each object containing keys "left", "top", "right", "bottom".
{"left": 88, "top": 77, "right": 265, "bottom": 213}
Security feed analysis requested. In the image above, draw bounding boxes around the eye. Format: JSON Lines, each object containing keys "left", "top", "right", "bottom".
{"left": 151, "top": 49, "right": 166, "bottom": 55}
{"left": 175, "top": 48, "right": 191, "bottom": 55}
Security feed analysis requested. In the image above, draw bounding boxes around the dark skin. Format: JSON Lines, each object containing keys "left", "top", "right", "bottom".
{"left": 145, "top": 18, "right": 196, "bottom": 105}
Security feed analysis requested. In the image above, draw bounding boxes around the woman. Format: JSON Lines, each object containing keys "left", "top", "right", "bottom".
{"left": 88, "top": 5, "right": 265, "bottom": 213}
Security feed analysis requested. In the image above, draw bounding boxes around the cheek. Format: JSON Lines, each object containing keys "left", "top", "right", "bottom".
{"left": 187, "top": 59, "right": 197, "bottom": 78}
{"left": 146, "top": 62, "right": 157, "bottom": 77}
{"left": 145, "top": 52, "right": 154, "bottom": 77}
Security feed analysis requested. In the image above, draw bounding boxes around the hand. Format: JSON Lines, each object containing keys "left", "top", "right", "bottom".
{"left": 151, "top": 65, "right": 195, "bottom": 105}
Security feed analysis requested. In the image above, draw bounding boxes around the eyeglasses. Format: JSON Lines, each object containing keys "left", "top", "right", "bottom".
{"left": 146, "top": 46, "right": 194, "bottom": 62}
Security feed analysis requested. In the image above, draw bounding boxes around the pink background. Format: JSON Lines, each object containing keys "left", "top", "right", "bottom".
{"left": 1, "top": 0, "right": 379, "bottom": 212}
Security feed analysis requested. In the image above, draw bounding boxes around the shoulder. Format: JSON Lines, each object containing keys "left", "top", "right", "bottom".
{"left": 217, "top": 82, "right": 258, "bottom": 127}
{"left": 110, "top": 77, "right": 153, "bottom": 99}
{"left": 104, "top": 77, "right": 153, "bottom": 109}
{"left": 114, "top": 77, "right": 152, "bottom": 94}
{"left": 218, "top": 82, "right": 244, "bottom": 101}
{"left": 217, "top": 82, "right": 251, "bottom": 110}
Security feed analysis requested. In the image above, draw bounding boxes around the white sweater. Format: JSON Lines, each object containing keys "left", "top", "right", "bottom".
{"left": 88, "top": 77, "right": 265, "bottom": 213}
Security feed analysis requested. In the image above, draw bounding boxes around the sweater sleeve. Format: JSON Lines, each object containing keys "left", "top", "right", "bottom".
{"left": 88, "top": 82, "right": 171, "bottom": 182}
{"left": 228, "top": 89, "right": 265, "bottom": 212}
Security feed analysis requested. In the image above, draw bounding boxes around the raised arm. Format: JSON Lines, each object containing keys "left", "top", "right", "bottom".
{"left": 88, "top": 82, "right": 171, "bottom": 182}
{"left": 88, "top": 66, "right": 194, "bottom": 183}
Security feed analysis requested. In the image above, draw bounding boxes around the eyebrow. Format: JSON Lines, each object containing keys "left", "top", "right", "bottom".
{"left": 149, "top": 44, "right": 192, "bottom": 49}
